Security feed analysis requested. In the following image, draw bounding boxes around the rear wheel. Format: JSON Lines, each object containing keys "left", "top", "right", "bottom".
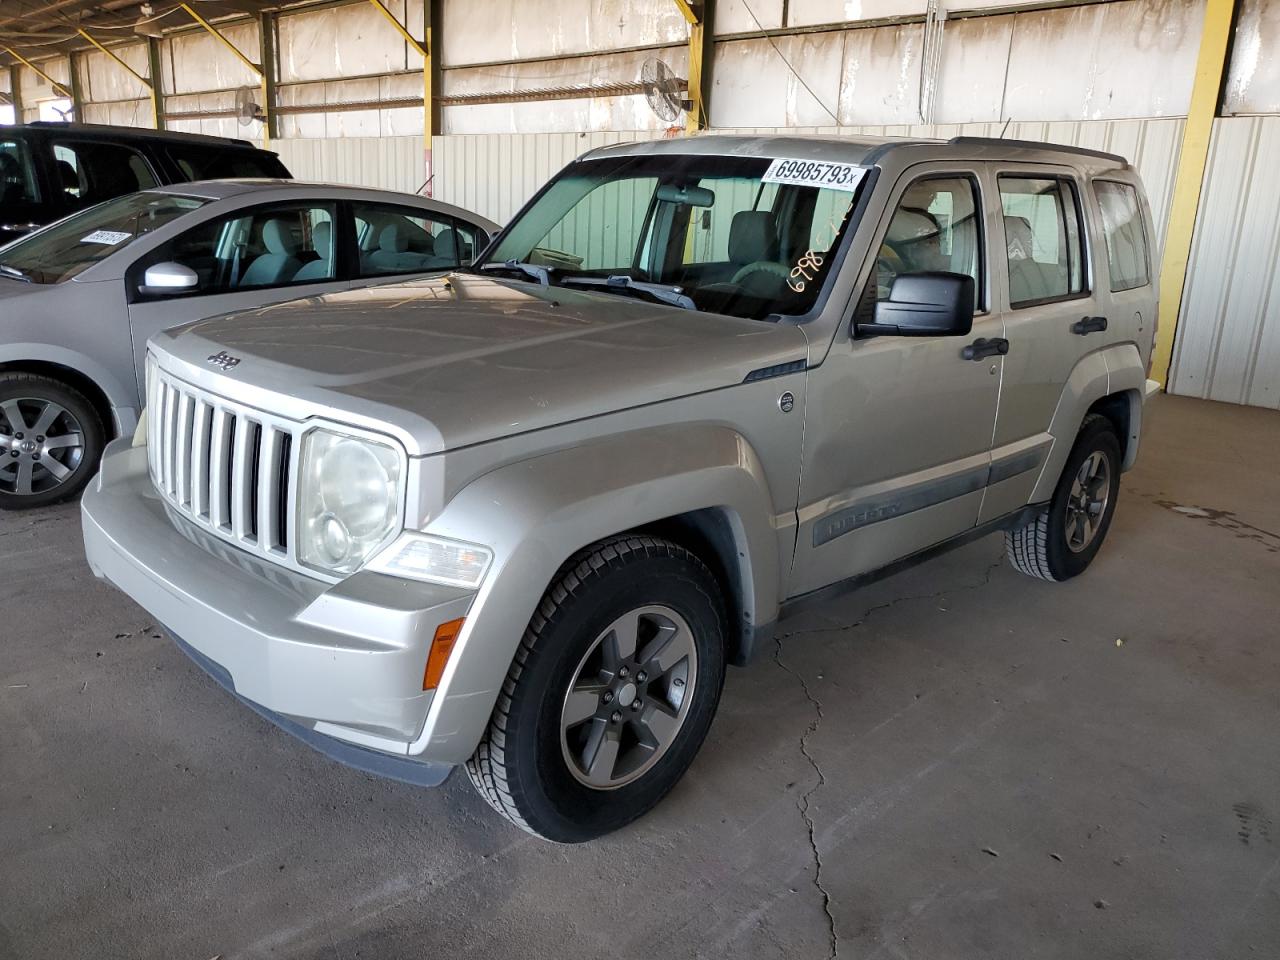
{"left": 1005, "top": 414, "right": 1121, "bottom": 581}
{"left": 466, "top": 535, "right": 727, "bottom": 842}
{"left": 0, "top": 374, "right": 104, "bottom": 511}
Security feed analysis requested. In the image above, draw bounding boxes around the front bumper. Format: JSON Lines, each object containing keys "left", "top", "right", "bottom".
{"left": 81, "top": 438, "right": 472, "bottom": 778}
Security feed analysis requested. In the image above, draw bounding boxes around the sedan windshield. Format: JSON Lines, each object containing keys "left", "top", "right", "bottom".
{"left": 478, "top": 153, "right": 867, "bottom": 321}
{"left": 0, "top": 192, "right": 206, "bottom": 284}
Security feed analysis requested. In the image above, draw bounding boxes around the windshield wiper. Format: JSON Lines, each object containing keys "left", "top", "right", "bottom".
{"left": 480, "top": 259, "right": 555, "bottom": 286}
{"left": 559, "top": 274, "right": 696, "bottom": 311}
{"left": 0, "top": 263, "right": 32, "bottom": 284}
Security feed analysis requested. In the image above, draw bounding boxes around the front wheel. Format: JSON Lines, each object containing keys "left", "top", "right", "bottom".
{"left": 1006, "top": 414, "right": 1122, "bottom": 581}
{"left": 466, "top": 535, "right": 727, "bottom": 842}
{"left": 0, "top": 374, "right": 105, "bottom": 511}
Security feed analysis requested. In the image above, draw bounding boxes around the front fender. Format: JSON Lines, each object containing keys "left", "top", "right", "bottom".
{"left": 0, "top": 342, "right": 138, "bottom": 436}
{"left": 407, "top": 423, "right": 781, "bottom": 763}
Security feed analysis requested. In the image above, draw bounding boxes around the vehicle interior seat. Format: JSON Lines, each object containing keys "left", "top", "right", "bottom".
{"left": 368, "top": 223, "right": 435, "bottom": 273}
{"left": 240, "top": 219, "right": 302, "bottom": 287}
{"left": 55, "top": 159, "right": 80, "bottom": 198}
{"left": 1004, "top": 215, "right": 1063, "bottom": 304}
{"left": 432, "top": 227, "right": 464, "bottom": 266}
{"left": 293, "top": 221, "right": 333, "bottom": 282}
{"left": 727, "top": 210, "right": 789, "bottom": 295}
{"left": 0, "top": 154, "right": 22, "bottom": 204}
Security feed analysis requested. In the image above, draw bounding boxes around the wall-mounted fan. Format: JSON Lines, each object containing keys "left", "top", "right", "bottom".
{"left": 641, "top": 58, "right": 690, "bottom": 124}
{"left": 235, "top": 87, "right": 264, "bottom": 126}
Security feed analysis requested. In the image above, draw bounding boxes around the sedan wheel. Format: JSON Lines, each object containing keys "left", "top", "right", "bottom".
{"left": 0, "top": 375, "right": 104, "bottom": 510}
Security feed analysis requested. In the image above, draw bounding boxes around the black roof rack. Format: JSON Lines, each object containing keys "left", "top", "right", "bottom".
{"left": 12, "top": 121, "right": 260, "bottom": 150}
{"left": 948, "top": 136, "right": 1127, "bottom": 165}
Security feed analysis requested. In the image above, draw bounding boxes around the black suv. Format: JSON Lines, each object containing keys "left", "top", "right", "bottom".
{"left": 0, "top": 122, "right": 291, "bottom": 246}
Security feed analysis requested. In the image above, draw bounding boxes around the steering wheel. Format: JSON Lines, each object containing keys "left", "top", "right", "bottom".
{"left": 731, "top": 260, "right": 790, "bottom": 285}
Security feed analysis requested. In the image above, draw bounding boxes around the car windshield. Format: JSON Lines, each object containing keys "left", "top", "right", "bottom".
{"left": 477, "top": 153, "right": 868, "bottom": 321}
{"left": 0, "top": 192, "right": 206, "bottom": 284}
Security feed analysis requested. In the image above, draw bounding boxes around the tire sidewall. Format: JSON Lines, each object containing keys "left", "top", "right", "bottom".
{"left": 0, "top": 377, "right": 105, "bottom": 511}
{"left": 1044, "top": 419, "right": 1122, "bottom": 579}
{"left": 506, "top": 549, "right": 726, "bottom": 842}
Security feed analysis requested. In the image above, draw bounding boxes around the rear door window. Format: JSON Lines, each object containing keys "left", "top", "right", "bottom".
{"left": 50, "top": 141, "right": 159, "bottom": 211}
{"left": 998, "top": 176, "right": 1086, "bottom": 307}
{"left": 1093, "top": 181, "right": 1150, "bottom": 291}
{"left": 351, "top": 202, "right": 471, "bottom": 279}
{"left": 165, "top": 145, "right": 290, "bottom": 182}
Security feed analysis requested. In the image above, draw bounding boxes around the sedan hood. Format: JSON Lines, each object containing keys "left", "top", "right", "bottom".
{"left": 152, "top": 274, "right": 810, "bottom": 456}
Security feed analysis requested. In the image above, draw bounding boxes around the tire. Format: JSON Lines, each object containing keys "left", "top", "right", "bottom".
{"left": 465, "top": 535, "right": 727, "bottom": 843}
{"left": 0, "top": 374, "right": 105, "bottom": 511}
{"left": 1005, "top": 413, "right": 1122, "bottom": 582}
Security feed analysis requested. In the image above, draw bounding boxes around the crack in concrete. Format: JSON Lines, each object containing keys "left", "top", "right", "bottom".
{"left": 768, "top": 557, "right": 1005, "bottom": 958}
{"left": 773, "top": 637, "right": 839, "bottom": 960}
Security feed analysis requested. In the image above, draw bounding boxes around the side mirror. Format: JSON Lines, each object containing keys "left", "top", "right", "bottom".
{"left": 140, "top": 261, "right": 199, "bottom": 295}
{"left": 856, "top": 272, "right": 974, "bottom": 338}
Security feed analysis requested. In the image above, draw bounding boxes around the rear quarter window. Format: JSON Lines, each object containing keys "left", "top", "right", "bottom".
{"left": 1093, "top": 180, "right": 1150, "bottom": 291}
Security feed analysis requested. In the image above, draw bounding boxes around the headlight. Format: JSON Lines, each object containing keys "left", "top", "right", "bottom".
{"left": 367, "top": 533, "right": 493, "bottom": 588}
{"left": 297, "top": 429, "right": 403, "bottom": 576}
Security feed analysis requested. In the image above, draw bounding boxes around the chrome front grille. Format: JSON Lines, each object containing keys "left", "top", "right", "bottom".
{"left": 148, "top": 363, "right": 299, "bottom": 563}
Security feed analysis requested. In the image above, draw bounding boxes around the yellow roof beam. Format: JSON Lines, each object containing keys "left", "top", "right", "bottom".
{"left": 178, "top": 2, "right": 269, "bottom": 146}
{"left": 3, "top": 47, "right": 72, "bottom": 100}
{"left": 76, "top": 29, "right": 152, "bottom": 88}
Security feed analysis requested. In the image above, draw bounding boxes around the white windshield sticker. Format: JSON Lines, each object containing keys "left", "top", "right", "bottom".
{"left": 762, "top": 158, "right": 867, "bottom": 192}
{"left": 80, "top": 230, "right": 133, "bottom": 245}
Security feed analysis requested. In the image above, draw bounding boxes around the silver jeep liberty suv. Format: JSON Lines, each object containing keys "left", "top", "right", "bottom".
{"left": 83, "top": 134, "right": 1161, "bottom": 842}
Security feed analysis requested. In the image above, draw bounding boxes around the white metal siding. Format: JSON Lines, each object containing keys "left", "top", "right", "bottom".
{"left": 1168, "top": 116, "right": 1280, "bottom": 409}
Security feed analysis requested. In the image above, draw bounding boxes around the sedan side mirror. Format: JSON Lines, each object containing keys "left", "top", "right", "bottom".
{"left": 856, "top": 272, "right": 974, "bottom": 338}
{"left": 140, "top": 261, "right": 199, "bottom": 295}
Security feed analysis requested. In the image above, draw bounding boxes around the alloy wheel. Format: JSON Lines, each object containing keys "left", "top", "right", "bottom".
{"left": 0, "top": 397, "right": 86, "bottom": 497}
{"left": 559, "top": 604, "right": 698, "bottom": 790}
{"left": 1065, "top": 449, "right": 1111, "bottom": 553}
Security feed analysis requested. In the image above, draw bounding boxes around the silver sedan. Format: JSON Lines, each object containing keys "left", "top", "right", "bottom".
{"left": 0, "top": 180, "right": 498, "bottom": 509}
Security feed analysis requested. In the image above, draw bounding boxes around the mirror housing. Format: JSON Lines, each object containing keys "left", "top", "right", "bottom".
{"left": 856, "top": 272, "right": 974, "bottom": 338}
{"left": 655, "top": 183, "right": 715, "bottom": 207}
{"left": 140, "top": 261, "right": 199, "bottom": 295}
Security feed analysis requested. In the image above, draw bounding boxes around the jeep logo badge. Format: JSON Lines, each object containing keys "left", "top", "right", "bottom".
{"left": 207, "top": 351, "right": 241, "bottom": 371}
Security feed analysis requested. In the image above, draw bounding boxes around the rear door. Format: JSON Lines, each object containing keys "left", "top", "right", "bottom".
{"left": 125, "top": 199, "right": 348, "bottom": 394}
{"left": 980, "top": 166, "right": 1098, "bottom": 522}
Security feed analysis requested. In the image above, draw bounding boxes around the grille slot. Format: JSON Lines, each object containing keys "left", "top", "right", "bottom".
{"left": 148, "top": 367, "right": 300, "bottom": 564}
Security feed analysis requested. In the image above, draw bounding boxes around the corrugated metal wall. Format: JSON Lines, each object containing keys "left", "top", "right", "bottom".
{"left": 1168, "top": 116, "right": 1280, "bottom": 410}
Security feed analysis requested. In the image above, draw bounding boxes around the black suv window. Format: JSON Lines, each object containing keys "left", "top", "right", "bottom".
{"left": 50, "top": 140, "right": 159, "bottom": 211}
{"left": 165, "top": 145, "right": 289, "bottom": 181}
{"left": 0, "top": 136, "right": 40, "bottom": 205}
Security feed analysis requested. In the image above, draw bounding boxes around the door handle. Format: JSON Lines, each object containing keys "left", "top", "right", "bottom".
{"left": 1072, "top": 315, "right": 1108, "bottom": 335}
{"left": 962, "top": 337, "right": 1009, "bottom": 361}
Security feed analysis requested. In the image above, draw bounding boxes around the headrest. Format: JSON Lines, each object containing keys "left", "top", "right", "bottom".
{"left": 55, "top": 159, "right": 79, "bottom": 191}
{"left": 263, "top": 218, "right": 299, "bottom": 255}
{"left": 379, "top": 223, "right": 409, "bottom": 253}
{"left": 886, "top": 208, "right": 940, "bottom": 245}
{"left": 728, "top": 211, "right": 779, "bottom": 265}
{"left": 311, "top": 221, "right": 332, "bottom": 256}
{"left": 433, "top": 227, "right": 458, "bottom": 262}
{"left": 1004, "top": 216, "right": 1034, "bottom": 261}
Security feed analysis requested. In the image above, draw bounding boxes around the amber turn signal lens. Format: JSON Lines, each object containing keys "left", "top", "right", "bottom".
{"left": 423, "top": 617, "right": 465, "bottom": 690}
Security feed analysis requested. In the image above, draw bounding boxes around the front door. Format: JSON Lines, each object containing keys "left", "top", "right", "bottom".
{"left": 125, "top": 200, "right": 349, "bottom": 395}
{"left": 789, "top": 166, "right": 1002, "bottom": 599}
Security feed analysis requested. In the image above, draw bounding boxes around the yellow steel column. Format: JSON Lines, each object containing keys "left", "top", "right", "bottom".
{"left": 366, "top": 0, "right": 435, "bottom": 193}
{"left": 1150, "top": 0, "right": 1238, "bottom": 387}
{"left": 77, "top": 28, "right": 160, "bottom": 128}
{"left": 674, "top": 0, "right": 713, "bottom": 134}
{"left": 179, "top": 3, "right": 269, "bottom": 147}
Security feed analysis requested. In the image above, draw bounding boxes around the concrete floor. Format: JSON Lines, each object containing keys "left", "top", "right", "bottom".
{"left": 3, "top": 393, "right": 1279, "bottom": 960}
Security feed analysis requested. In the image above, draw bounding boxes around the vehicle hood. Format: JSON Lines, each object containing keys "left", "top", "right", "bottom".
{"left": 0, "top": 276, "right": 41, "bottom": 306}
{"left": 151, "top": 274, "right": 810, "bottom": 456}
